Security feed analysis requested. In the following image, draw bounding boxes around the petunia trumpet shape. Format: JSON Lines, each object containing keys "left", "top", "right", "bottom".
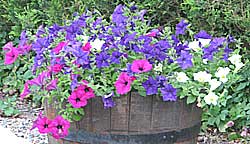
{"left": 131, "top": 59, "right": 152, "bottom": 73}
{"left": 3, "top": 42, "right": 19, "bottom": 65}
{"left": 46, "top": 78, "right": 58, "bottom": 91}
{"left": 52, "top": 41, "right": 68, "bottom": 54}
{"left": 114, "top": 72, "right": 134, "bottom": 95}
{"left": 20, "top": 82, "right": 31, "bottom": 99}
{"left": 68, "top": 91, "right": 87, "bottom": 108}
{"left": 36, "top": 117, "right": 53, "bottom": 134}
{"left": 51, "top": 116, "right": 70, "bottom": 139}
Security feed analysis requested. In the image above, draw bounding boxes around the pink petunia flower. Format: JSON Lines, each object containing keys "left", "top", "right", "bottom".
{"left": 20, "top": 82, "right": 31, "bottom": 99}
{"left": 36, "top": 117, "right": 53, "bottom": 134}
{"left": 146, "top": 31, "right": 157, "bottom": 37}
{"left": 52, "top": 41, "right": 68, "bottom": 54}
{"left": 3, "top": 42, "right": 19, "bottom": 65}
{"left": 114, "top": 72, "right": 133, "bottom": 95}
{"left": 28, "top": 71, "right": 50, "bottom": 86}
{"left": 51, "top": 116, "right": 70, "bottom": 139}
{"left": 17, "top": 43, "right": 32, "bottom": 55}
{"left": 46, "top": 78, "right": 58, "bottom": 91}
{"left": 81, "top": 42, "right": 92, "bottom": 52}
{"left": 68, "top": 91, "right": 87, "bottom": 108}
{"left": 76, "top": 84, "right": 95, "bottom": 99}
{"left": 131, "top": 59, "right": 152, "bottom": 73}
{"left": 49, "top": 64, "right": 63, "bottom": 73}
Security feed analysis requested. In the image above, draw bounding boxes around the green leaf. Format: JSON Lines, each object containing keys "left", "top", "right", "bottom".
{"left": 236, "top": 83, "right": 248, "bottom": 91}
{"left": 187, "top": 96, "right": 196, "bottom": 104}
{"left": 72, "top": 114, "right": 82, "bottom": 121}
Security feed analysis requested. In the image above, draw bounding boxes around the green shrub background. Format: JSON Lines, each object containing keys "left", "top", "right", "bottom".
{"left": 0, "top": 0, "right": 249, "bottom": 135}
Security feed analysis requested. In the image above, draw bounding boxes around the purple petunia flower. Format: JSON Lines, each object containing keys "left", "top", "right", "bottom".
{"left": 36, "top": 25, "right": 46, "bottom": 37}
{"left": 203, "top": 37, "right": 226, "bottom": 61}
{"left": 95, "top": 52, "right": 110, "bottom": 68}
{"left": 102, "top": 92, "right": 116, "bottom": 109}
{"left": 112, "top": 4, "right": 128, "bottom": 26}
{"left": 110, "top": 51, "right": 123, "bottom": 64}
{"left": 156, "top": 75, "right": 167, "bottom": 88}
{"left": 194, "top": 30, "right": 212, "bottom": 39}
{"left": 161, "top": 84, "right": 177, "bottom": 101}
{"left": 142, "top": 77, "right": 158, "bottom": 95}
{"left": 175, "top": 20, "right": 189, "bottom": 36}
{"left": 176, "top": 51, "right": 193, "bottom": 69}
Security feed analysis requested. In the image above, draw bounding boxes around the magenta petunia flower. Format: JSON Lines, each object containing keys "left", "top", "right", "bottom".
{"left": 114, "top": 72, "right": 133, "bottom": 95}
{"left": 76, "top": 84, "right": 95, "bottom": 99}
{"left": 51, "top": 116, "right": 70, "bottom": 139}
{"left": 46, "top": 78, "right": 58, "bottom": 91}
{"left": 3, "top": 42, "right": 19, "bottom": 65}
{"left": 50, "top": 64, "right": 63, "bottom": 73}
{"left": 17, "top": 43, "right": 32, "bottom": 55}
{"left": 81, "top": 42, "right": 92, "bottom": 52}
{"left": 52, "top": 41, "right": 67, "bottom": 54}
{"left": 28, "top": 71, "right": 50, "bottom": 86}
{"left": 36, "top": 117, "right": 53, "bottom": 134}
{"left": 20, "top": 82, "right": 31, "bottom": 99}
{"left": 68, "top": 91, "right": 87, "bottom": 108}
{"left": 131, "top": 59, "right": 152, "bottom": 73}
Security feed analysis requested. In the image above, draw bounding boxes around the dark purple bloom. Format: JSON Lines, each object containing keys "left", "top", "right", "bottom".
{"left": 172, "top": 35, "right": 180, "bottom": 45}
{"left": 156, "top": 75, "right": 167, "bottom": 88}
{"left": 95, "top": 52, "right": 110, "bottom": 68}
{"left": 122, "top": 32, "right": 137, "bottom": 46}
{"left": 174, "top": 43, "right": 189, "bottom": 56}
{"left": 175, "top": 20, "right": 189, "bottom": 35}
{"left": 102, "top": 92, "right": 115, "bottom": 109}
{"left": 49, "top": 24, "right": 62, "bottom": 36}
{"left": 227, "top": 35, "right": 235, "bottom": 43}
{"left": 155, "top": 40, "right": 171, "bottom": 52}
{"left": 110, "top": 51, "right": 123, "bottom": 64}
{"left": 203, "top": 37, "right": 226, "bottom": 61}
{"left": 32, "top": 37, "right": 50, "bottom": 53}
{"left": 142, "top": 77, "right": 158, "bottom": 95}
{"left": 194, "top": 30, "right": 212, "bottom": 39}
{"left": 65, "top": 24, "right": 80, "bottom": 40}
{"left": 161, "top": 84, "right": 177, "bottom": 101}
{"left": 223, "top": 45, "right": 233, "bottom": 61}
{"left": 176, "top": 51, "right": 193, "bottom": 69}
{"left": 19, "top": 30, "right": 28, "bottom": 46}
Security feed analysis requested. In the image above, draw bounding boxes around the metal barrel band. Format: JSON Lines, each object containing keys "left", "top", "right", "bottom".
{"left": 63, "top": 122, "right": 201, "bottom": 144}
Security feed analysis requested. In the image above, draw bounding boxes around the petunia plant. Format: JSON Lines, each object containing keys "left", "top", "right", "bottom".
{"left": 2, "top": 4, "right": 247, "bottom": 139}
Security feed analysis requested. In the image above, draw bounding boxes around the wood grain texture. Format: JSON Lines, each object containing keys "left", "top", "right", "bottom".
{"left": 46, "top": 93, "right": 202, "bottom": 144}
{"left": 110, "top": 94, "right": 130, "bottom": 135}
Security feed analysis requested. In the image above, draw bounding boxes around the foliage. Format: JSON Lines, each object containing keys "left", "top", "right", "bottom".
{"left": 0, "top": 96, "right": 20, "bottom": 116}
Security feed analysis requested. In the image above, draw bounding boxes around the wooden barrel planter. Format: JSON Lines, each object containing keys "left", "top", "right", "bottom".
{"left": 45, "top": 92, "right": 202, "bottom": 144}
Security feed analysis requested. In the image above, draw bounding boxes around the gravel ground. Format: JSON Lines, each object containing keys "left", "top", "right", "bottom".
{"left": 0, "top": 117, "right": 48, "bottom": 144}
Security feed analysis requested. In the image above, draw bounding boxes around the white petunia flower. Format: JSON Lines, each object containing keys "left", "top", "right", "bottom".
{"left": 188, "top": 41, "right": 201, "bottom": 52}
{"left": 198, "top": 38, "right": 211, "bottom": 47}
{"left": 235, "top": 62, "right": 245, "bottom": 72}
{"left": 193, "top": 71, "right": 212, "bottom": 83}
{"left": 176, "top": 72, "right": 189, "bottom": 82}
{"left": 209, "top": 79, "right": 221, "bottom": 91}
{"left": 204, "top": 92, "right": 219, "bottom": 105}
{"left": 90, "top": 39, "right": 105, "bottom": 52}
{"left": 154, "top": 63, "right": 163, "bottom": 72}
{"left": 228, "top": 54, "right": 242, "bottom": 65}
{"left": 215, "top": 67, "right": 230, "bottom": 83}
